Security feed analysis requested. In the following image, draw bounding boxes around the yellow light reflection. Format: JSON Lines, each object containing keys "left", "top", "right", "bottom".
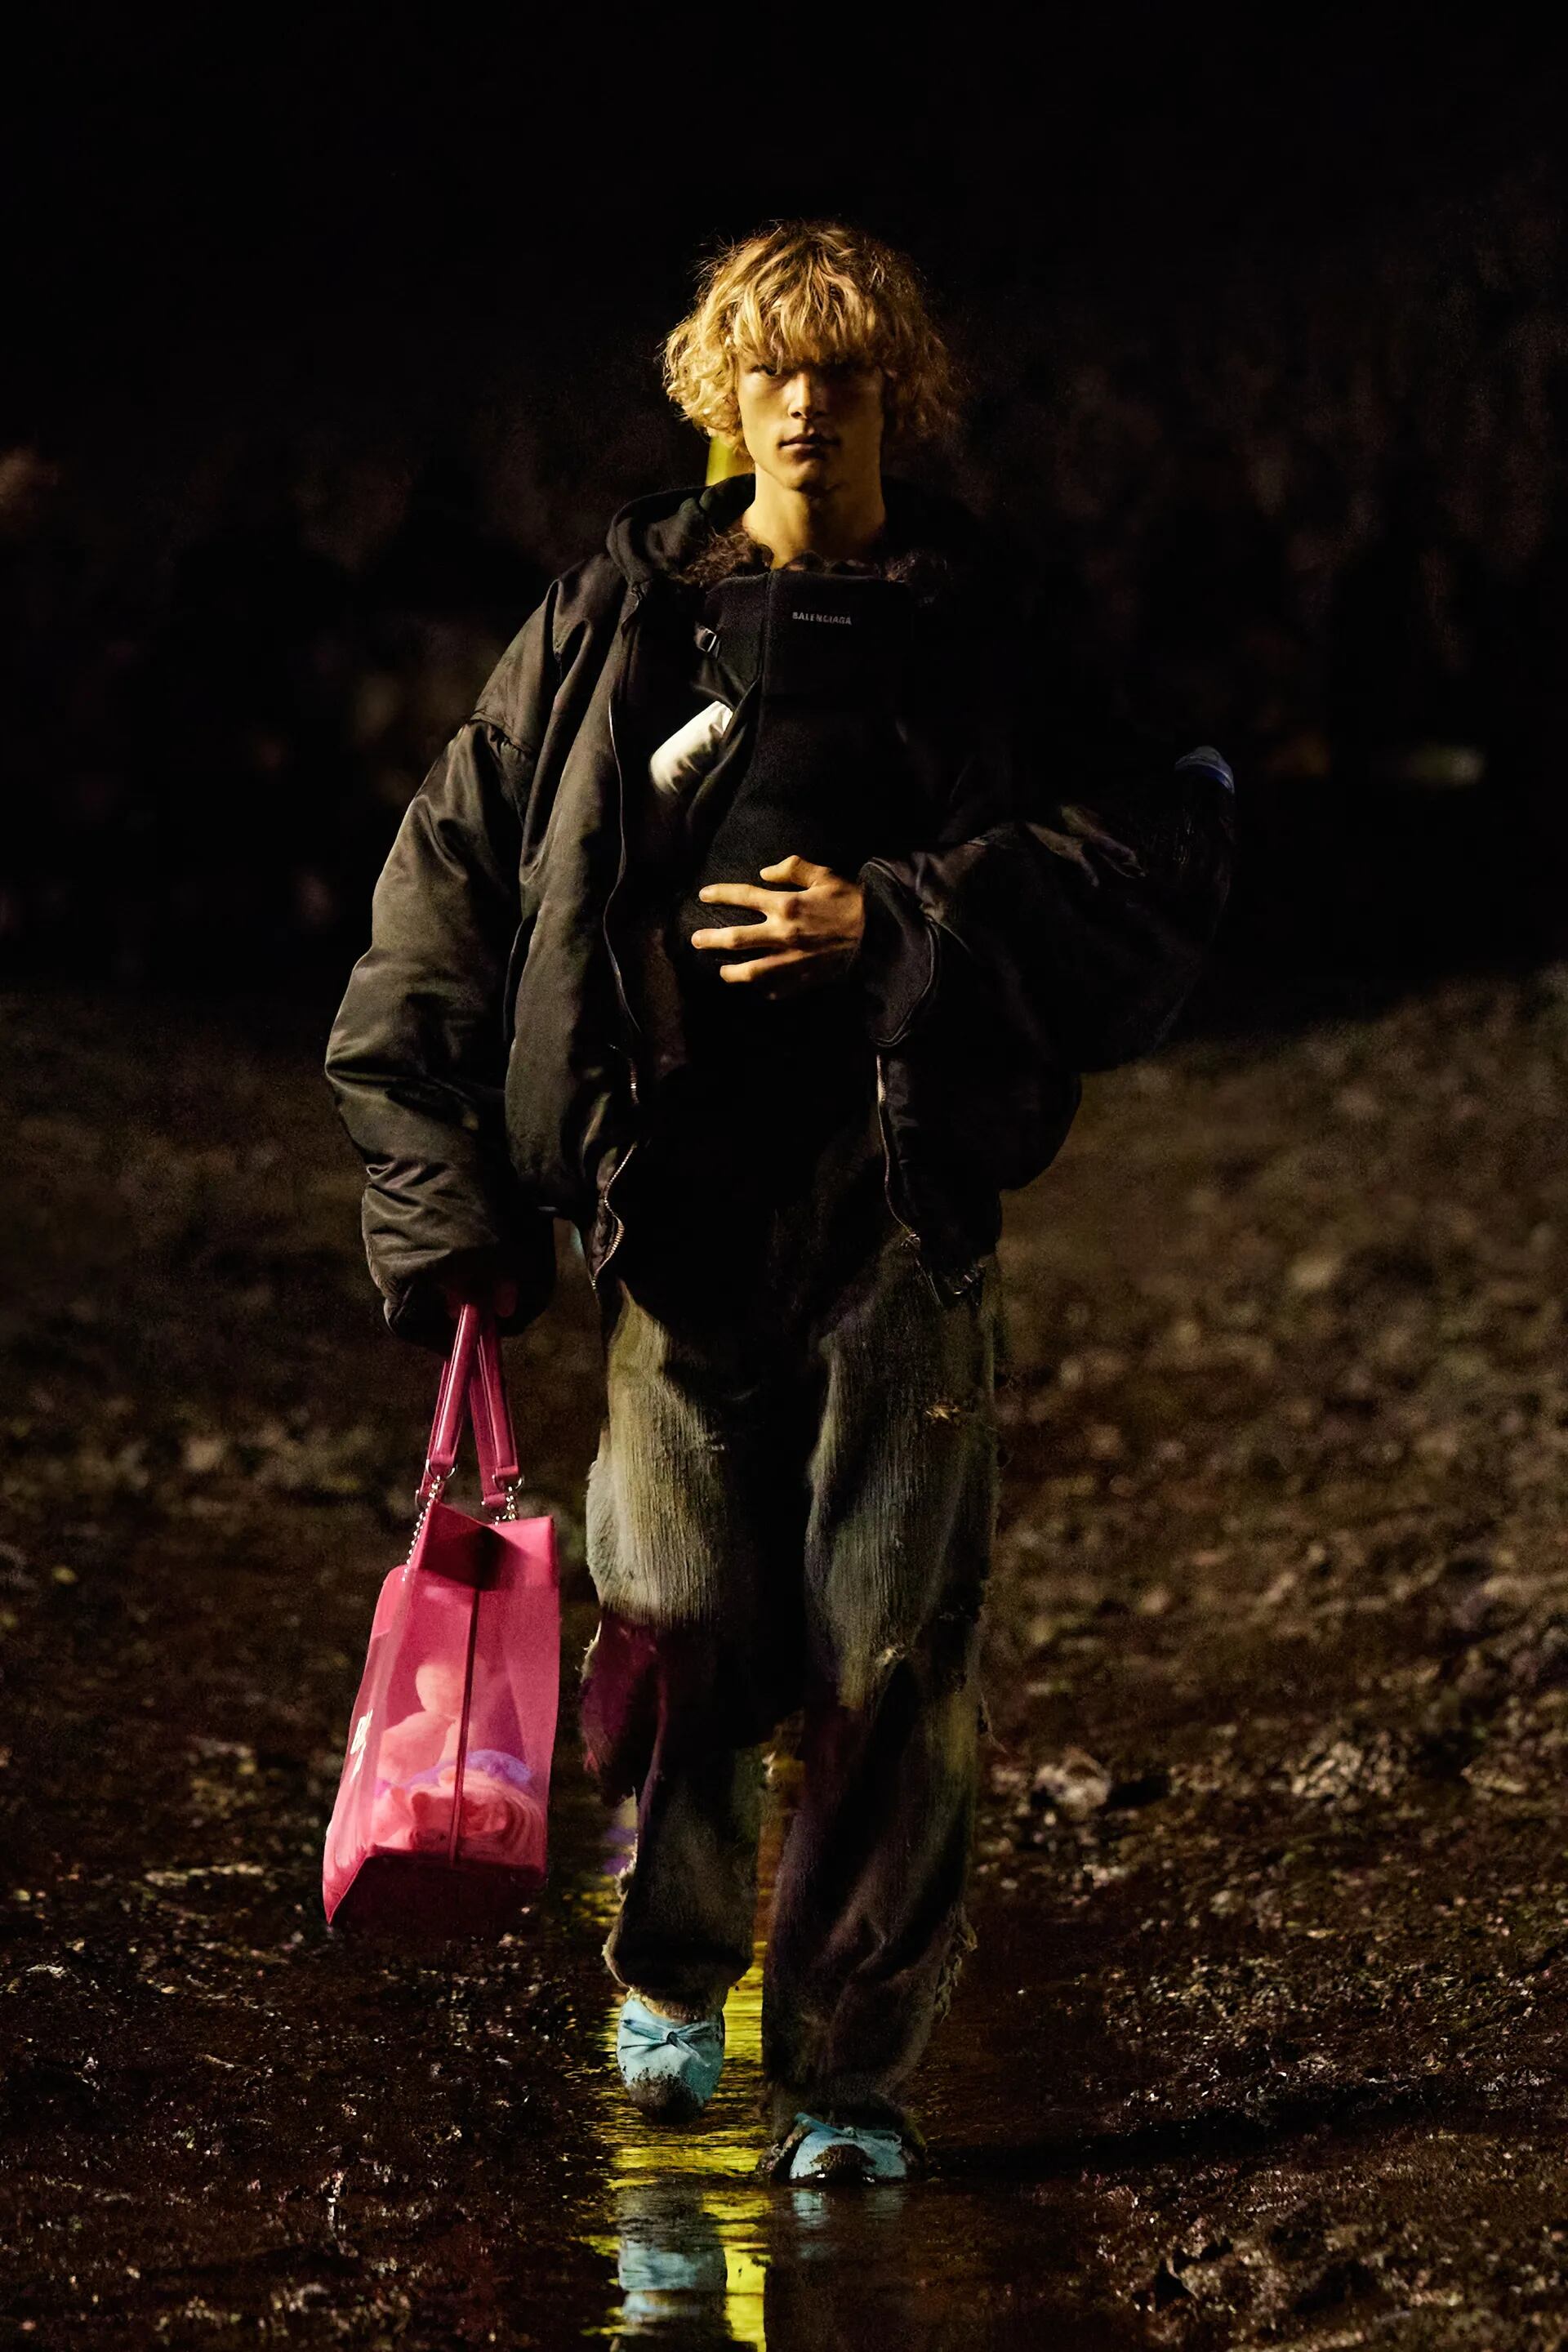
{"left": 577, "top": 1790, "right": 785, "bottom": 2347}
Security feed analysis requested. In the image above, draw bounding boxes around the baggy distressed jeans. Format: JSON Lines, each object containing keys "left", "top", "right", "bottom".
{"left": 578, "top": 1080, "right": 1004, "bottom": 2133}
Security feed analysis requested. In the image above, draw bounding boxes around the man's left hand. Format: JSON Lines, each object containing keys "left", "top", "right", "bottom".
{"left": 690, "top": 855, "right": 866, "bottom": 998}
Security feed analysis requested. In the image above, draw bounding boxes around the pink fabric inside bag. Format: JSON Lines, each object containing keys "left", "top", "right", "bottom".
{"left": 323, "top": 1306, "right": 560, "bottom": 1938}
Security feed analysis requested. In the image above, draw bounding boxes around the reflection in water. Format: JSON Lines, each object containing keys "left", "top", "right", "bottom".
{"left": 607, "top": 2180, "right": 755, "bottom": 2345}
{"left": 579, "top": 1796, "right": 773, "bottom": 2346}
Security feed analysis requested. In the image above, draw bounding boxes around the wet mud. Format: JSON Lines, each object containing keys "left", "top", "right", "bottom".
{"left": 4, "top": 979, "right": 1568, "bottom": 2347}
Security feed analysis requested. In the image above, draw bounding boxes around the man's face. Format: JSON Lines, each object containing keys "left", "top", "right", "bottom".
{"left": 733, "top": 350, "right": 885, "bottom": 497}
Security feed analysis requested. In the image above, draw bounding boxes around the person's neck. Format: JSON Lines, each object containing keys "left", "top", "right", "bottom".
{"left": 739, "top": 474, "right": 887, "bottom": 568}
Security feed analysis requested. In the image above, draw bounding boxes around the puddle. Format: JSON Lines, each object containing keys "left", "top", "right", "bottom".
{"left": 558, "top": 1777, "right": 1127, "bottom": 2350}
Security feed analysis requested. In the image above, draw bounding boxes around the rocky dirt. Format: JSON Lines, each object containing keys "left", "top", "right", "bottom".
{"left": 3, "top": 977, "right": 1568, "bottom": 2348}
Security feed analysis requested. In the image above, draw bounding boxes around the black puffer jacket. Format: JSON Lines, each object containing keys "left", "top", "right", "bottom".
{"left": 324, "top": 470, "right": 1234, "bottom": 1346}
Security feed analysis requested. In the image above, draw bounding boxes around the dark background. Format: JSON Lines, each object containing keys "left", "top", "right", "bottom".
{"left": 5, "top": 11, "right": 1566, "bottom": 1015}
{"left": 11, "top": 26, "right": 1568, "bottom": 2336}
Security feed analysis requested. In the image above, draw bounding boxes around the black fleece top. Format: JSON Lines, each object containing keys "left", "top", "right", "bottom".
{"left": 629, "top": 491, "right": 948, "bottom": 1232}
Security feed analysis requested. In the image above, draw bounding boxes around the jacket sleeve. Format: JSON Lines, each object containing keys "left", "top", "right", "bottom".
{"left": 855, "top": 677, "right": 1236, "bottom": 1076}
{"left": 323, "top": 598, "right": 559, "bottom": 1349}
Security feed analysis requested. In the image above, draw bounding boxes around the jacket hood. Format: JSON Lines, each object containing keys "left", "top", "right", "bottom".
{"left": 604, "top": 470, "right": 1010, "bottom": 595}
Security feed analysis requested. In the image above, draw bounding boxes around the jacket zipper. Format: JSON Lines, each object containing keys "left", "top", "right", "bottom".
{"left": 594, "top": 1141, "right": 640, "bottom": 1287}
{"left": 875, "top": 1052, "right": 921, "bottom": 1250}
{"left": 595, "top": 589, "right": 648, "bottom": 1285}
{"left": 603, "top": 600, "right": 645, "bottom": 1094}
{"left": 876, "top": 1053, "right": 983, "bottom": 1302}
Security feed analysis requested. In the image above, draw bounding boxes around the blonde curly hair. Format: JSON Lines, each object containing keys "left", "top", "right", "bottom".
{"left": 662, "top": 220, "right": 962, "bottom": 456}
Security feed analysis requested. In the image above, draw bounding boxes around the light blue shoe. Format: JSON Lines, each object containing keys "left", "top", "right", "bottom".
{"left": 615, "top": 1994, "right": 725, "bottom": 2123}
{"left": 776, "top": 2110, "right": 913, "bottom": 2183}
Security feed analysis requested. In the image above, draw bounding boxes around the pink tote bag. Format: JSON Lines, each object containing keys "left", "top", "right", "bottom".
{"left": 323, "top": 1304, "right": 560, "bottom": 1937}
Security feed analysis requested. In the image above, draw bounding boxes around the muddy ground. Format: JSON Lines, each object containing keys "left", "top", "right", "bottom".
{"left": 3, "top": 978, "right": 1568, "bottom": 2350}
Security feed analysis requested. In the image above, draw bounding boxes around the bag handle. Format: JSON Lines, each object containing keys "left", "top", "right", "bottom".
{"left": 415, "top": 1303, "right": 525, "bottom": 1518}
{"left": 466, "top": 1316, "right": 524, "bottom": 1514}
{"left": 416, "top": 1303, "right": 482, "bottom": 1505}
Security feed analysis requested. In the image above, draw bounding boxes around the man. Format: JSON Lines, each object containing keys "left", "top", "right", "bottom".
{"left": 325, "top": 220, "right": 1234, "bottom": 2182}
